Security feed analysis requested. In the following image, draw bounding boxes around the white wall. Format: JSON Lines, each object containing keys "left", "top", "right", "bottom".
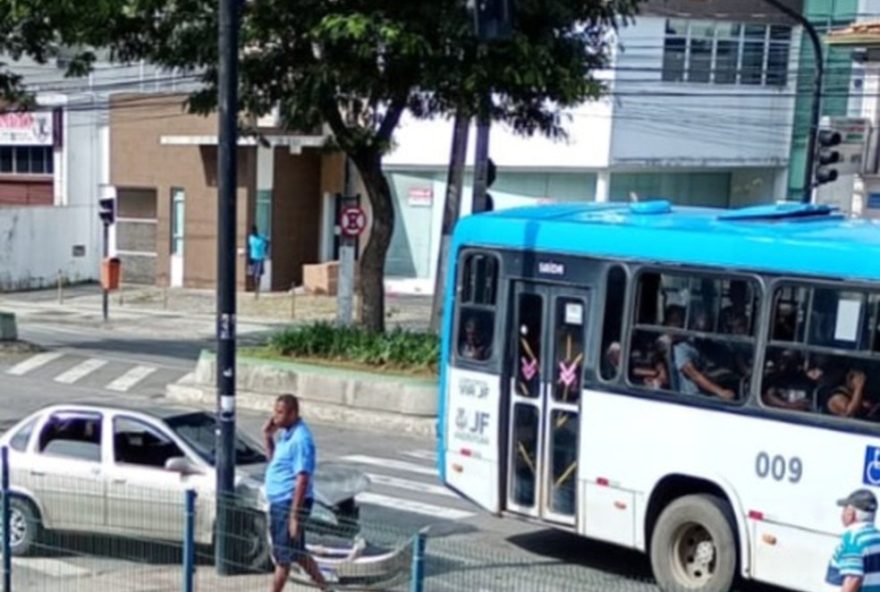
{"left": 609, "top": 18, "right": 799, "bottom": 168}
{"left": 0, "top": 205, "right": 100, "bottom": 290}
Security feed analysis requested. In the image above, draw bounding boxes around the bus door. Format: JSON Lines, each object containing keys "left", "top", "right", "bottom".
{"left": 506, "top": 281, "right": 588, "bottom": 526}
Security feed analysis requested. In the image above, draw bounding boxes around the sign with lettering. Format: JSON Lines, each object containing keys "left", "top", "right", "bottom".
{"left": 0, "top": 112, "right": 53, "bottom": 146}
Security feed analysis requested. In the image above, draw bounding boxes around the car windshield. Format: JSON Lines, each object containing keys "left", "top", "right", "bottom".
{"left": 166, "top": 412, "right": 266, "bottom": 466}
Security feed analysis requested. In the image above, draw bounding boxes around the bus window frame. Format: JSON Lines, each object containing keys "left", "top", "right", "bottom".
{"left": 451, "top": 248, "right": 503, "bottom": 372}
{"left": 621, "top": 265, "right": 765, "bottom": 408}
{"left": 597, "top": 263, "right": 632, "bottom": 386}
{"left": 757, "top": 276, "right": 880, "bottom": 427}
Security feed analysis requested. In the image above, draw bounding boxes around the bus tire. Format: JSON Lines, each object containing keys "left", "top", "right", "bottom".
{"left": 650, "top": 494, "right": 737, "bottom": 592}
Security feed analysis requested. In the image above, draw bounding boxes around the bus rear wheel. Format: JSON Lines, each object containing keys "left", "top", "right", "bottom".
{"left": 650, "top": 494, "right": 737, "bottom": 592}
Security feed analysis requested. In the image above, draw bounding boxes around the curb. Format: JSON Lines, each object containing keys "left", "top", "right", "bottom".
{"left": 166, "top": 352, "right": 439, "bottom": 439}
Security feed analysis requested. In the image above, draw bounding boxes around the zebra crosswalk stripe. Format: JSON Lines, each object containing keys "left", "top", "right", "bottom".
{"left": 6, "top": 352, "right": 64, "bottom": 376}
{"left": 357, "top": 492, "right": 474, "bottom": 520}
{"left": 339, "top": 455, "right": 436, "bottom": 476}
{"left": 54, "top": 359, "right": 108, "bottom": 384}
{"left": 105, "top": 365, "right": 157, "bottom": 392}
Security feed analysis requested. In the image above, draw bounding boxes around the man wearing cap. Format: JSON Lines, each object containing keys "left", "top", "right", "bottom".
{"left": 827, "top": 489, "right": 880, "bottom": 591}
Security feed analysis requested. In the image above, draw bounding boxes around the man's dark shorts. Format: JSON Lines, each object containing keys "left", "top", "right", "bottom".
{"left": 250, "top": 258, "right": 265, "bottom": 279}
{"left": 268, "top": 499, "right": 313, "bottom": 567}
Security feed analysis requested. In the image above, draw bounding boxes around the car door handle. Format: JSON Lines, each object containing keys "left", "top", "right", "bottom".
{"left": 30, "top": 471, "right": 45, "bottom": 477}
{"left": 112, "top": 478, "right": 127, "bottom": 485}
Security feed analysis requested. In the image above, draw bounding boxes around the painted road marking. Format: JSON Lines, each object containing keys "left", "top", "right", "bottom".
{"left": 357, "top": 492, "right": 474, "bottom": 520}
{"left": 339, "top": 455, "right": 436, "bottom": 476}
{"left": 105, "top": 365, "right": 157, "bottom": 392}
{"left": 13, "top": 557, "right": 91, "bottom": 577}
{"left": 54, "top": 358, "right": 108, "bottom": 384}
{"left": 403, "top": 450, "right": 437, "bottom": 461}
{"left": 366, "top": 473, "right": 454, "bottom": 497}
{"left": 6, "top": 352, "right": 64, "bottom": 376}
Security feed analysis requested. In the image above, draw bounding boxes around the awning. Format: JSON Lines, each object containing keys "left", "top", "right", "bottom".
{"left": 827, "top": 20, "right": 880, "bottom": 47}
{"left": 159, "top": 133, "right": 327, "bottom": 153}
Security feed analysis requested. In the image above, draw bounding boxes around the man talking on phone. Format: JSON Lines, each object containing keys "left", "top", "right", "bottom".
{"left": 263, "top": 393, "right": 330, "bottom": 592}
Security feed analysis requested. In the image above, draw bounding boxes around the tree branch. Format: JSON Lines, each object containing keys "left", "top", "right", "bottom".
{"left": 376, "top": 93, "right": 407, "bottom": 144}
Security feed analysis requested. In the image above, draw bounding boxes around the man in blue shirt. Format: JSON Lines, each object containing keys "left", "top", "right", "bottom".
{"left": 263, "top": 393, "right": 328, "bottom": 592}
{"left": 827, "top": 489, "right": 880, "bottom": 592}
{"left": 248, "top": 225, "right": 269, "bottom": 299}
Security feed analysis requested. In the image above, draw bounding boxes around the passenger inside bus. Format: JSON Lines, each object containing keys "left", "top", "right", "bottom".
{"left": 825, "top": 369, "right": 880, "bottom": 420}
{"left": 459, "top": 315, "right": 491, "bottom": 361}
{"left": 720, "top": 280, "right": 751, "bottom": 335}
{"left": 762, "top": 349, "right": 816, "bottom": 411}
{"left": 666, "top": 305, "right": 736, "bottom": 400}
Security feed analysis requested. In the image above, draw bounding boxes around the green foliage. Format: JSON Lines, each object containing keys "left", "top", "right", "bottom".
{"left": 268, "top": 323, "right": 440, "bottom": 372}
{"left": 0, "top": 0, "right": 643, "bottom": 333}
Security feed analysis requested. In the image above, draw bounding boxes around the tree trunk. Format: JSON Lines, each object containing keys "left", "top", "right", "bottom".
{"left": 353, "top": 152, "right": 393, "bottom": 333}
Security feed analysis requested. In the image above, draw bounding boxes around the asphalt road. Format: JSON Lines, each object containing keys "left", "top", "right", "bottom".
{"left": 0, "top": 316, "right": 787, "bottom": 592}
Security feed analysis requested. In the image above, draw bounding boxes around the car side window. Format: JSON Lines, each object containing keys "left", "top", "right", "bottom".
{"left": 37, "top": 413, "right": 103, "bottom": 462}
{"left": 113, "top": 417, "right": 184, "bottom": 469}
{"left": 10, "top": 417, "right": 37, "bottom": 452}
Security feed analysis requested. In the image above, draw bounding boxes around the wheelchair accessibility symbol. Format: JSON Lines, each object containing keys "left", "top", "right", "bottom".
{"left": 864, "top": 446, "right": 880, "bottom": 487}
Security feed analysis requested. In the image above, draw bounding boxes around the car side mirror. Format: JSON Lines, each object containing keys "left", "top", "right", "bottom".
{"left": 165, "top": 456, "right": 201, "bottom": 476}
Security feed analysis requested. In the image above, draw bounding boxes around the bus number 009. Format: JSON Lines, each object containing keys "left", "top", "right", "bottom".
{"left": 755, "top": 453, "right": 802, "bottom": 483}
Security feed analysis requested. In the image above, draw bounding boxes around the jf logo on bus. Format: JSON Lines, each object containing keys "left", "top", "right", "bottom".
{"left": 864, "top": 446, "right": 880, "bottom": 487}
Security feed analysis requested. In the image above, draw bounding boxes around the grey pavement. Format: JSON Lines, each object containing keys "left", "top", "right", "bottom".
{"left": 0, "top": 302, "right": 782, "bottom": 592}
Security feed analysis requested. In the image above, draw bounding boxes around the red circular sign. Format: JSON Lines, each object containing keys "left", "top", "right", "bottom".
{"left": 340, "top": 206, "right": 367, "bottom": 237}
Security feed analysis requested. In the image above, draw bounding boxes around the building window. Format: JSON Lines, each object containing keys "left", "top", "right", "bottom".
{"left": 256, "top": 189, "right": 272, "bottom": 237}
{"left": 171, "top": 188, "right": 185, "bottom": 256}
{"left": 661, "top": 19, "right": 791, "bottom": 87}
{"left": 0, "top": 146, "right": 52, "bottom": 175}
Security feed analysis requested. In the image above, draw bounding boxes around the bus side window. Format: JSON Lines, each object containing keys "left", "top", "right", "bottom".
{"left": 628, "top": 271, "right": 756, "bottom": 403}
{"left": 600, "top": 266, "right": 627, "bottom": 381}
{"left": 456, "top": 253, "right": 499, "bottom": 363}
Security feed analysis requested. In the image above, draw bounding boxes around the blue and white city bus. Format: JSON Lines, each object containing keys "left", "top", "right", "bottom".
{"left": 438, "top": 200, "right": 880, "bottom": 592}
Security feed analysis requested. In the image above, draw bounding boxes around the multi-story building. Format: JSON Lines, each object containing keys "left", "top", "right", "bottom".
{"left": 383, "top": 0, "right": 804, "bottom": 290}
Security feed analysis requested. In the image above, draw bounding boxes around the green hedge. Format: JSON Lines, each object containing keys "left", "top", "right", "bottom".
{"left": 268, "top": 323, "right": 440, "bottom": 372}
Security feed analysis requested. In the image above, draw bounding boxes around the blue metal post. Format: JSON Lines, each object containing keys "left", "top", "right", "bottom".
{"left": 2, "top": 446, "right": 11, "bottom": 592}
{"left": 183, "top": 490, "right": 196, "bottom": 592}
{"left": 410, "top": 528, "right": 427, "bottom": 592}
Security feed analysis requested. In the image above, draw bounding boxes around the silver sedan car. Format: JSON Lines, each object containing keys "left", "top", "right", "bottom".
{"left": 0, "top": 402, "right": 369, "bottom": 570}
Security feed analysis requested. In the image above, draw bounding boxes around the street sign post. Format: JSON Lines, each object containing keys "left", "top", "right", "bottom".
{"left": 337, "top": 199, "right": 365, "bottom": 326}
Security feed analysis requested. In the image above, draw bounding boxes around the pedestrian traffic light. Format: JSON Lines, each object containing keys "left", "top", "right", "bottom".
{"left": 469, "top": 0, "right": 513, "bottom": 41}
{"left": 98, "top": 197, "right": 115, "bottom": 225}
{"left": 815, "top": 129, "right": 843, "bottom": 187}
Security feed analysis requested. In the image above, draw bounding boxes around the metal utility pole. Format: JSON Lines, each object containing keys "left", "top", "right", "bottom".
{"left": 429, "top": 112, "right": 471, "bottom": 333}
{"left": 215, "top": 0, "right": 239, "bottom": 575}
{"left": 471, "top": 113, "right": 491, "bottom": 213}
{"left": 759, "top": 0, "right": 824, "bottom": 203}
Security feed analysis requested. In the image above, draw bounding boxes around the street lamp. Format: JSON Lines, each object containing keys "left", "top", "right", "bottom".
{"left": 760, "top": 0, "right": 824, "bottom": 204}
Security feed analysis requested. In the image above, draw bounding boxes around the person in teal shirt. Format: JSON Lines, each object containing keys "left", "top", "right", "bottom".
{"left": 827, "top": 489, "right": 880, "bottom": 592}
{"left": 248, "top": 225, "right": 269, "bottom": 298}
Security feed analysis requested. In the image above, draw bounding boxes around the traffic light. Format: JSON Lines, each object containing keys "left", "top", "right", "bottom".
{"left": 484, "top": 158, "right": 496, "bottom": 212}
{"left": 98, "top": 197, "right": 115, "bottom": 225}
{"left": 469, "top": 0, "right": 513, "bottom": 41}
{"left": 815, "top": 129, "right": 842, "bottom": 186}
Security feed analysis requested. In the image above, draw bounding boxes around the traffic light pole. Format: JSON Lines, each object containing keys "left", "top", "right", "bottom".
{"left": 102, "top": 221, "right": 109, "bottom": 322}
{"left": 760, "top": 0, "right": 823, "bottom": 203}
{"left": 215, "top": 0, "right": 239, "bottom": 575}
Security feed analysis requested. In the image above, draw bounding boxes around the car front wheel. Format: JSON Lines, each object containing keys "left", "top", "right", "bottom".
{"left": 5, "top": 498, "right": 42, "bottom": 557}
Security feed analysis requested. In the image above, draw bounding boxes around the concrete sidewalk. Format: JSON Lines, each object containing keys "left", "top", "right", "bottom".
{"left": 0, "top": 283, "right": 433, "bottom": 340}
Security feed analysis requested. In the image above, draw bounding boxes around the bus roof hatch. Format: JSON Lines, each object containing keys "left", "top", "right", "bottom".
{"left": 718, "top": 202, "right": 840, "bottom": 222}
